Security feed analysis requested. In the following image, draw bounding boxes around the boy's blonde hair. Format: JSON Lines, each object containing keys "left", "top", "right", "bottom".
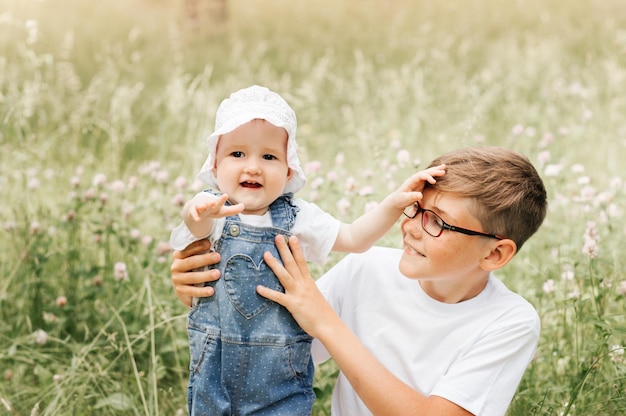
{"left": 427, "top": 147, "right": 547, "bottom": 252}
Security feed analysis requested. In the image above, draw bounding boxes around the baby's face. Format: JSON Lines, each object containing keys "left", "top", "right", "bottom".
{"left": 213, "top": 119, "right": 292, "bottom": 215}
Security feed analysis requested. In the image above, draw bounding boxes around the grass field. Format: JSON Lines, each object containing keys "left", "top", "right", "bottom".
{"left": 1, "top": 0, "right": 626, "bottom": 414}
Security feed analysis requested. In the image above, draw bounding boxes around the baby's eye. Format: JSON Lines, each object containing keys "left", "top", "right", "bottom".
{"left": 230, "top": 151, "right": 244, "bottom": 158}
{"left": 263, "top": 154, "right": 277, "bottom": 161}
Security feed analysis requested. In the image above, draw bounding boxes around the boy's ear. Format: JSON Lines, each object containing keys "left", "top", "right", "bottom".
{"left": 480, "top": 239, "right": 517, "bottom": 271}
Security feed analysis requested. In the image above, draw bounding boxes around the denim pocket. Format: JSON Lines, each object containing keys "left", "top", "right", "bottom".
{"left": 286, "top": 339, "right": 314, "bottom": 387}
{"left": 223, "top": 254, "right": 283, "bottom": 319}
{"left": 188, "top": 327, "right": 219, "bottom": 375}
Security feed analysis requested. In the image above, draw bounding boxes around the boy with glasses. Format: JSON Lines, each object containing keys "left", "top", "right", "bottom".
{"left": 172, "top": 146, "right": 548, "bottom": 416}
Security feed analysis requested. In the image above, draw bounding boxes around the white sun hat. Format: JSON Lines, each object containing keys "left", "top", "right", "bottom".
{"left": 197, "top": 85, "right": 306, "bottom": 194}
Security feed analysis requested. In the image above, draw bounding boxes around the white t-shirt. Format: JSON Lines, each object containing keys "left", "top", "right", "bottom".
{"left": 312, "top": 246, "right": 540, "bottom": 416}
{"left": 170, "top": 196, "right": 341, "bottom": 265}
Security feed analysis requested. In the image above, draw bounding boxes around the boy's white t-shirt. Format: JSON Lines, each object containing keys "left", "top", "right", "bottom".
{"left": 170, "top": 196, "right": 341, "bottom": 265}
{"left": 312, "top": 246, "right": 540, "bottom": 416}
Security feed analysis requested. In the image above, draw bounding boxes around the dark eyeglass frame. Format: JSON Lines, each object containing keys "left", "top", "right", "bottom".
{"left": 403, "top": 202, "right": 504, "bottom": 240}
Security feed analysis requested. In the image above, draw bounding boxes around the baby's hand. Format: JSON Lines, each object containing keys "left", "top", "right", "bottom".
{"left": 188, "top": 193, "right": 244, "bottom": 222}
{"left": 389, "top": 164, "right": 447, "bottom": 209}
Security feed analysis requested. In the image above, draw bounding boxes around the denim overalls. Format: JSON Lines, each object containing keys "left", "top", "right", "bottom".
{"left": 187, "top": 194, "right": 315, "bottom": 416}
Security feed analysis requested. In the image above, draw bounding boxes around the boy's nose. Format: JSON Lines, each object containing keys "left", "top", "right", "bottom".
{"left": 401, "top": 217, "right": 423, "bottom": 239}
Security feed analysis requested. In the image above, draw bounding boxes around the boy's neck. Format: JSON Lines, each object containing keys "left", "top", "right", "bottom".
{"left": 419, "top": 274, "right": 489, "bottom": 304}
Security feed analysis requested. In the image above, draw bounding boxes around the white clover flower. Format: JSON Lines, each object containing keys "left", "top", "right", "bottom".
{"left": 582, "top": 238, "right": 598, "bottom": 258}
{"left": 542, "top": 279, "right": 555, "bottom": 294}
{"left": 305, "top": 161, "right": 322, "bottom": 174}
{"left": 537, "top": 150, "right": 551, "bottom": 165}
{"left": 579, "top": 186, "right": 595, "bottom": 201}
{"left": 544, "top": 164, "right": 563, "bottom": 177}
{"left": 29, "top": 221, "right": 42, "bottom": 235}
{"left": 27, "top": 178, "right": 41, "bottom": 190}
{"left": 396, "top": 149, "right": 411, "bottom": 165}
{"left": 92, "top": 173, "right": 107, "bottom": 187}
{"left": 310, "top": 177, "right": 324, "bottom": 190}
{"left": 34, "top": 329, "right": 48, "bottom": 345}
{"left": 344, "top": 177, "right": 356, "bottom": 192}
{"left": 83, "top": 188, "right": 96, "bottom": 200}
{"left": 114, "top": 262, "right": 129, "bottom": 281}
{"left": 337, "top": 198, "right": 351, "bottom": 215}
{"left": 171, "top": 193, "right": 185, "bottom": 206}
{"left": 174, "top": 176, "right": 187, "bottom": 189}
{"left": 561, "top": 268, "right": 575, "bottom": 281}
{"left": 609, "top": 345, "right": 624, "bottom": 363}
{"left": 128, "top": 176, "right": 139, "bottom": 189}
{"left": 358, "top": 186, "right": 374, "bottom": 196}
{"left": 525, "top": 126, "right": 537, "bottom": 137}
{"left": 110, "top": 180, "right": 125, "bottom": 193}
{"left": 155, "top": 170, "right": 169, "bottom": 183}
{"left": 567, "top": 288, "right": 580, "bottom": 299}
{"left": 539, "top": 132, "right": 554, "bottom": 147}
{"left": 511, "top": 124, "right": 524, "bottom": 135}
{"left": 576, "top": 176, "right": 590, "bottom": 185}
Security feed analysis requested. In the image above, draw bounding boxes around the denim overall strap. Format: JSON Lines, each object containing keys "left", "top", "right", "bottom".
{"left": 268, "top": 193, "right": 299, "bottom": 231}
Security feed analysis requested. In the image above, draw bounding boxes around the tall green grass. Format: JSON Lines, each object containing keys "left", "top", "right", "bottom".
{"left": 1, "top": 0, "right": 626, "bottom": 414}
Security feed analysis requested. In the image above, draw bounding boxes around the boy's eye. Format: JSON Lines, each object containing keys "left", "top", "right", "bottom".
{"left": 425, "top": 211, "right": 444, "bottom": 229}
{"left": 263, "top": 154, "right": 277, "bottom": 161}
{"left": 231, "top": 151, "right": 244, "bottom": 158}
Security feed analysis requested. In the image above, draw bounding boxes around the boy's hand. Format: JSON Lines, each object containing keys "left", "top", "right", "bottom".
{"left": 188, "top": 193, "right": 244, "bottom": 222}
{"left": 384, "top": 164, "right": 446, "bottom": 210}
{"left": 171, "top": 239, "right": 221, "bottom": 307}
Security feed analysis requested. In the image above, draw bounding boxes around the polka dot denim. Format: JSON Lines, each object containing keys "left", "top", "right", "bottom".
{"left": 187, "top": 195, "right": 315, "bottom": 415}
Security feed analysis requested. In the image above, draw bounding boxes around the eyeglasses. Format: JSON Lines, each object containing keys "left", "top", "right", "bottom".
{"left": 403, "top": 202, "right": 504, "bottom": 240}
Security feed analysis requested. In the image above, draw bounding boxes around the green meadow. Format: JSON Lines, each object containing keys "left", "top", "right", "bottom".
{"left": 1, "top": 0, "right": 626, "bottom": 414}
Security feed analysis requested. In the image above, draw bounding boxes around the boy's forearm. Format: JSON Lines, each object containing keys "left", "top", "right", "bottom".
{"left": 316, "top": 314, "right": 469, "bottom": 416}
